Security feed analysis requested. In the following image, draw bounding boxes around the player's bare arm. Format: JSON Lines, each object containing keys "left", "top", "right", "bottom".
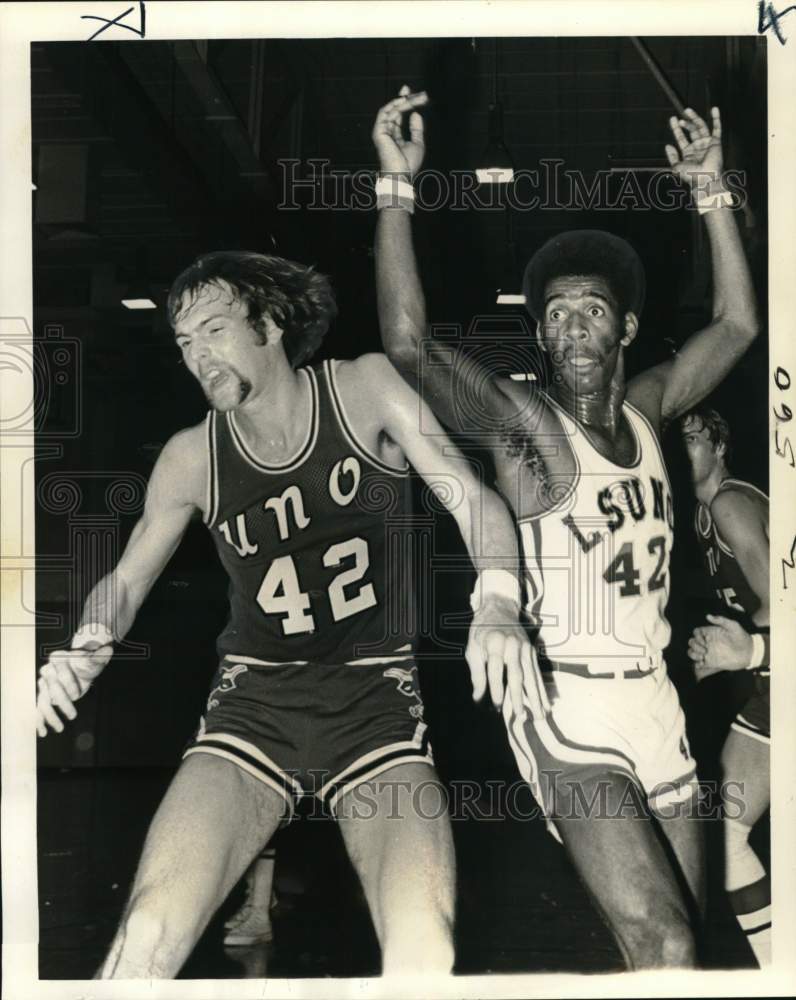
{"left": 627, "top": 108, "right": 759, "bottom": 428}
{"left": 334, "top": 352, "right": 548, "bottom": 719}
{"left": 373, "top": 87, "right": 525, "bottom": 436}
{"left": 688, "top": 487, "right": 769, "bottom": 678}
{"left": 710, "top": 488, "right": 769, "bottom": 625}
{"left": 36, "top": 426, "right": 206, "bottom": 736}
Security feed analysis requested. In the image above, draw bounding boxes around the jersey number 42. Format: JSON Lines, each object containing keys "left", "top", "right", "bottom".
{"left": 602, "top": 537, "right": 667, "bottom": 597}
{"left": 256, "top": 536, "right": 376, "bottom": 635}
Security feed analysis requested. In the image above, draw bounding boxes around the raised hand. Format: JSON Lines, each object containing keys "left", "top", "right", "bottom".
{"left": 36, "top": 645, "right": 112, "bottom": 736}
{"left": 372, "top": 84, "right": 428, "bottom": 179}
{"left": 665, "top": 106, "right": 723, "bottom": 188}
{"left": 465, "top": 597, "right": 549, "bottom": 720}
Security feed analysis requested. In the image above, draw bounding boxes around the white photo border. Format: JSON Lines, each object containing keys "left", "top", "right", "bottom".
{"left": 1, "top": 2, "right": 794, "bottom": 998}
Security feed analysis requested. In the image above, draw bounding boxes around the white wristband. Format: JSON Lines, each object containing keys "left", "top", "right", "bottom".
{"left": 72, "top": 623, "right": 115, "bottom": 651}
{"left": 469, "top": 569, "right": 521, "bottom": 613}
{"left": 375, "top": 176, "right": 415, "bottom": 213}
{"left": 748, "top": 631, "right": 765, "bottom": 670}
{"left": 695, "top": 186, "right": 734, "bottom": 215}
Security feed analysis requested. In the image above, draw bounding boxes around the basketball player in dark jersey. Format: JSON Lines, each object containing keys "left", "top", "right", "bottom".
{"left": 35, "top": 251, "right": 542, "bottom": 978}
{"left": 681, "top": 406, "right": 770, "bottom": 965}
{"left": 374, "top": 89, "right": 758, "bottom": 968}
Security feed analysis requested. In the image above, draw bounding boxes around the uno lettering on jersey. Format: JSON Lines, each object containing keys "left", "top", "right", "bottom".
{"left": 520, "top": 396, "right": 674, "bottom": 669}
{"left": 205, "top": 361, "right": 415, "bottom": 664}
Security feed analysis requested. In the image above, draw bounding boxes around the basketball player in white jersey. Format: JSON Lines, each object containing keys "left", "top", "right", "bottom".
{"left": 374, "top": 89, "right": 759, "bottom": 967}
{"left": 682, "top": 406, "right": 770, "bottom": 965}
{"left": 35, "top": 249, "right": 541, "bottom": 977}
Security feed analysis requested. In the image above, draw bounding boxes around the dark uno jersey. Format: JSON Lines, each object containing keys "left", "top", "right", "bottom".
{"left": 693, "top": 478, "right": 768, "bottom": 622}
{"left": 204, "top": 360, "right": 415, "bottom": 664}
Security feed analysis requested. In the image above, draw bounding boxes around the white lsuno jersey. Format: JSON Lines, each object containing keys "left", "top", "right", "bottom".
{"left": 520, "top": 393, "right": 675, "bottom": 672}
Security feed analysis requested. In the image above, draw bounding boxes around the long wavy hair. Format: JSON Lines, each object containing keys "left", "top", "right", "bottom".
{"left": 167, "top": 251, "right": 338, "bottom": 367}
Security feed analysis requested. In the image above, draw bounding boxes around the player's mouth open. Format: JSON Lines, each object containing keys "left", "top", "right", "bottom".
{"left": 566, "top": 353, "right": 599, "bottom": 371}
{"left": 203, "top": 368, "right": 228, "bottom": 388}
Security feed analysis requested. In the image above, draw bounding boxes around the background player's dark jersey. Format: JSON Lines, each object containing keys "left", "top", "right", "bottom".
{"left": 693, "top": 478, "right": 768, "bottom": 622}
{"left": 205, "top": 360, "right": 415, "bottom": 664}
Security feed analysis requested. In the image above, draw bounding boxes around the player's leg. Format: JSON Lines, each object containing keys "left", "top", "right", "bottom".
{"left": 98, "top": 754, "right": 289, "bottom": 978}
{"left": 506, "top": 673, "right": 698, "bottom": 969}
{"left": 335, "top": 761, "right": 455, "bottom": 974}
{"left": 552, "top": 771, "right": 696, "bottom": 969}
{"left": 720, "top": 722, "right": 771, "bottom": 966}
{"left": 223, "top": 845, "right": 277, "bottom": 946}
{"left": 653, "top": 802, "right": 706, "bottom": 920}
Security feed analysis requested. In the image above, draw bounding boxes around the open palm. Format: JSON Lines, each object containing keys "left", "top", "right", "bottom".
{"left": 665, "top": 106, "right": 723, "bottom": 188}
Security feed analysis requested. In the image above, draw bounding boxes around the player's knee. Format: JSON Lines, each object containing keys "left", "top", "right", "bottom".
{"left": 658, "top": 918, "right": 696, "bottom": 968}
{"left": 380, "top": 884, "right": 454, "bottom": 974}
{"left": 382, "top": 913, "right": 454, "bottom": 974}
{"left": 617, "top": 899, "right": 695, "bottom": 969}
{"left": 119, "top": 886, "right": 202, "bottom": 965}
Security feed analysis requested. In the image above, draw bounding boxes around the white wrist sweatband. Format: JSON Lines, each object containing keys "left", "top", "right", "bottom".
{"left": 747, "top": 632, "right": 765, "bottom": 670}
{"left": 695, "top": 184, "right": 734, "bottom": 215}
{"left": 375, "top": 175, "right": 415, "bottom": 213}
{"left": 72, "top": 623, "right": 115, "bottom": 651}
{"left": 469, "top": 569, "right": 521, "bottom": 612}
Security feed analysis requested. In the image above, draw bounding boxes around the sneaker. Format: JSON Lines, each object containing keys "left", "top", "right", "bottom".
{"left": 223, "top": 902, "right": 273, "bottom": 946}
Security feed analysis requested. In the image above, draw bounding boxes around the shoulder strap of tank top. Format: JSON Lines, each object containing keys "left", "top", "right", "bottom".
{"left": 622, "top": 399, "right": 671, "bottom": 489}
{"left": 538, "top": 388, "right": 577, "bottom": 435}
{"left": 204, "top": 410, "right": 220, "bottom": 528}
{"left": 323, "top": 359, "right": 409, "bottom": 475}
{"left": 717, "top": 477, "right": 769, "bottom": 505}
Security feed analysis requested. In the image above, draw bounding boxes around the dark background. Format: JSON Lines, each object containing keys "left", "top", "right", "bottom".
{"left": 33, "top": 36, "right": 768, "bottom": 976}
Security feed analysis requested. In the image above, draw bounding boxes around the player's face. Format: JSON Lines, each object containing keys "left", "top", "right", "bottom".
{"left": 173, "top": 282, "right": 266, "bottom": 411}
{"left": 539, "top": 275, "right": 635, "bottom": 394}
{"left": 681, "top": 416, "right": 719, "bottom": 482}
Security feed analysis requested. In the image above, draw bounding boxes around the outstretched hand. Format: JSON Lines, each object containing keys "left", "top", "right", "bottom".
{"left": 665, "top": 106, "right": 723, "bottom": 188}
{"left": 465, "top": 597, "right": 549, "bottom": 721}
{"left": 688, "top": 613, "right": 754, "bottom": 680}
{"left": 36, "top": 646, "right": 112, "bottom": 737}
{"left": 372, "top": 84, "right": 428, "bottom": 178}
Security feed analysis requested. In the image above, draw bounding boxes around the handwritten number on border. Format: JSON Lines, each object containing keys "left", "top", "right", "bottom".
{"left": 81, "top": 1, "right": 146, "bottom": 41}
{"left": 774, "top": 366, "right": 796, "bottom": 588}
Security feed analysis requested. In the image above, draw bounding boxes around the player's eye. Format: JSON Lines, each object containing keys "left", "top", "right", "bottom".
{"left": 587, "top": 305, "right": 604, "bottom": 317}
{"left": 548, "top": 308, "right": 564, "bottom": 322}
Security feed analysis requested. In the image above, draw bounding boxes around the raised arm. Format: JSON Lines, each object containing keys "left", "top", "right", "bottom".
{"left": 357, "top": 354, "right": 547, "bottom": 719}
{"left": 36, "top": 429, "right": 204, "bottom": 736}
{"left": 628, "top": 107, "right": 759, "bottom": 424}
{"left": 373, "top": 87, "right": 519, "bottom": 435}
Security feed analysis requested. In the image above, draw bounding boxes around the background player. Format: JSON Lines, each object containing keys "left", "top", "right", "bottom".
{"left": 682, "top": 406, "right": 770, "bottom": 965}
{"left": 35, "top": 250, "right": 542, "bottom": 977}
{"left": 374, "top": 88, "right": 758, "bottom": 967}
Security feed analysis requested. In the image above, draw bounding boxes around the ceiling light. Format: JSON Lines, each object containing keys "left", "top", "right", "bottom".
{"left": 477, "top": 166, "right": 514, "bottom": 185}
{"left": 477, "top": 102, "right": 514, "bottom": 185}
{"left": 122, "top": 298, "right": 157, "bottom": 310}
{"left": 496, "top": 292, "right": 526, "bottom": 305}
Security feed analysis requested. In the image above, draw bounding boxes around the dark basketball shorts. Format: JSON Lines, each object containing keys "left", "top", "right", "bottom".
{"left": 183, "top": 650, "right": 433, "bottom": 817}
{"left": 502, "top": 653, "right": 698, "bottom": 836}
{"left": 731, "top": 672, "right": 770, "bottom": 743}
